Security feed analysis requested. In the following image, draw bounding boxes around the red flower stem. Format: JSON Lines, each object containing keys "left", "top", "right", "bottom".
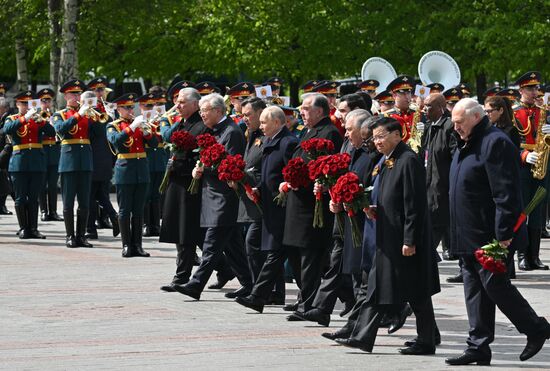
{"left": 513, "top": 213, "right": 527, "bottom": 233}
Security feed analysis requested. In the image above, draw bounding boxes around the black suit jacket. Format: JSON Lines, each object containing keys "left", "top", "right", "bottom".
{"left": 238, "top": 128, "right": 264, "bottom": 223}
{"left": 200, "top": 116, "right": 246, "bottom": 227}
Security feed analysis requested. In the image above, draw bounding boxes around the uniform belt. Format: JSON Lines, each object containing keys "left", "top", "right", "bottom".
{"left": 42, "top": 140, "right": 56, "bottom": 145}
{"left": 61, "top": 138, "right": 91, "bottom": 145}
{"left": 145, "top": 143, "right": 164, "bottom": 148}
{"left": 117, "top": 152, "right": 147, "bottom": 159}
{"left": 521, "top": 143, "right": 536, "bottom": 150}
{"left": 13, "top": 143, "right": 43, "bottom": 151}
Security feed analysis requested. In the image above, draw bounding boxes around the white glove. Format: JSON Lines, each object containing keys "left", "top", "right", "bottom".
{"left": 105, "top": 106, "right": 116, "bottom": 119}
{"left": 526, "top": 152, "right": 540, "bottom": 165}
{"left": 24, "top": 108, "right": 36, "bottom": 120}
{"left": 78, "top": 104, "right": 89, "bottom": 116}
{"left": 416, "top": 122, "right": 425, "bottom": 132}
{"left": 130, "top": 116, "right": 144, "bottom": 131}
{"left": 541, "top": 124, "right": 550, "bottom": 135}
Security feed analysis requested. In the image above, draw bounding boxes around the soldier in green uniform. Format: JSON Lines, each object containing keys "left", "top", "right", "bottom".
{"left": 137, "top": 93, "right": 168, "bottom": 236}
{"left": 37, "top": 88, "right": 63, "bottom": 222}
{"left": 53, "top": 79, "right": 102, "bottom": 248}
{"left": 4, "top": 90, "right": 55, "bottom": 239}
{"left": 107, "top": 93, "right": 158, "bottom": 257}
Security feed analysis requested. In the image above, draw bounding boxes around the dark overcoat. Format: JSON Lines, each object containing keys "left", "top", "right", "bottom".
{"left": 237, "top": 128, "right": 264, "bottom": 223}
{"left": 366, "top": 141, "right": 440, "bottom": 304}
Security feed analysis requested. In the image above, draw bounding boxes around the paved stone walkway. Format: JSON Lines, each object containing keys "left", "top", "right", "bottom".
{"left": 1, "top": 198, "right": 550, "bottom": 370}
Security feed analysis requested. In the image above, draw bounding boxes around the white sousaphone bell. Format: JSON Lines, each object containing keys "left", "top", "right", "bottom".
{"left": 418, "top": 51, "right": 461, "bottom": 90}
{"left": 361, "top": 57, "right": 398, "bottom": 92}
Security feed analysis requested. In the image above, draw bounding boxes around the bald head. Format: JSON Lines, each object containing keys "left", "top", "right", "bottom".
{"left": 424, "top": 93, "right": 446, "bottom": 121}
{"left": 452, "top": 98, "right": 486, "bottom": 141}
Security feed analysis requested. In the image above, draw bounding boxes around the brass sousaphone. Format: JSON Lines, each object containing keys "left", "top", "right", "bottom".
{"left": 361, "top": 57, "right": 397, "bottom": 92}
{"left": 418, "top": 50, "right": 461, "bottom": 90}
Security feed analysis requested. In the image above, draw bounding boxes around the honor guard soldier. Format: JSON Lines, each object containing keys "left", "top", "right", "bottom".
{"left": 384, "top": 75, "right": 418, "bottom": 143}
{"left": 138, "top": 92, "right": 168, "bottom": 237}
{"left": 227, "top": 82, "right": 255, "bottom": 132}
{"left": 165, "top": 82, "right": 187, "bottom": 128}
{"left": 37, "top": 88, "right": 63, "bottom": 222}
{"left": 514, "top": 71, "right": 550, "bottom": 271}
{"left": 374, "top": 90, "right": 395, "bottom": 114}
{"left": 4, "top": 90, "right": 55, "bottom": 238}
{"left": 195, "top": 81, "right": 217, "bottom": 96}
{"left": 443, "top": 87, "right": 463, "bottom": 113}
{"left": 312, "top": 80, "right": 344, "bottom": 137}
{"left": 264, "top": 77, "right": 283, "bottom": 97}
{"left": 53, "top": 79, "right": 103, "bottom": 248}
{"left": 107, "top": 93, "right": 158, "bottom": 257}
{"left": 458, "top": 82, "right": 472, "bottom": 98}
{"left": 358, "top": 79, "right": 380, "bottom": 99}
{"left": 300, "top": 80, "right": 319, "bottom": 93}
{"left": 280, "top": 105, "right": 304, "bottom": 139}
{"left": 85, "top": 77, "right": 120, "bottom": 240}
{"left": 483, "top": 86, "right": 502, "bottom": 102}
{"left": 496, "top": 88, "right": 521, "bottom": 104}
{"left": 426, "top": 83, "right": 445, "bottom": 94}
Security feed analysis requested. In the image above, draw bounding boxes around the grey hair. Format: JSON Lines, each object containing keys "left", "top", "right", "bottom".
{"left": 179, "top": 87, "right": 201, "bottom": 102}
{"left": 301, "top": 92, "right": 330, "bottom": 116}
{"left": 262, "top": 105, "right": 286, "bottom": 126}
{"left": 346, "top": 109, "right": 372, "bottom": 129}
{"left": 455, "top": 98, "right": 486, "bottom": 118}
{"left": 81, "top": 91, "right": 95, "bottom": 100}
{"left": 0, "top": 98, "right": 9, "bottom": 110}
{"left": 199, "top": 93, "right": 225, "bottom": 112}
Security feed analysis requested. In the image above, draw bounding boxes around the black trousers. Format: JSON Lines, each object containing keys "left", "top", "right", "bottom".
{"left": 461, "top": 254, "right": 549, "bottom": 357}
{"left": 432, "top": 225, "right": 450, "bottom": 253}
{"left": 88, "top": 180, "right": 117, "bottom": 231}
{"left": 251, "top": 247, "right": 293, "bottom": 301}
{"left": 311, "top": 238, "right": 355, "bottom": 314}
{"left": 287, "top": 245, "right": 326, "bottom": 312}
{"left": 188, "top": 226, "right": 252, "bottom": 292}
{"left": 244, "top": 221, "right": 264, "bottom": 282}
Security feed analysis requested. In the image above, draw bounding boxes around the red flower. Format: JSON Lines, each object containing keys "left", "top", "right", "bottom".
{"left": 170, "top": 130, "right": 197, "bottom": 152}
{"left": 200, "top": 143, "right": 227, "bottom": 168}
{"left": 282, "top": 158, "right": 311, "bottom": 189}
{"left": 301, "top": 138, "right": 335, "bottom": 159}
{"left": 196, "top": 133, "right": 217, "bottom": 149}
{"left": 218, "top": 154, "right": 246, "bottom": 182}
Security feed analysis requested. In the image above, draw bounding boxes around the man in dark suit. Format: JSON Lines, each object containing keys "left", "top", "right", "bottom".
{"left": 173, "top": 93, "right": 252, "bottom": 300}
{"left": 283, "top": 93, "right": 343, "bottom": 318}
{"left": 235, "top": 105, "right": 298, "bottom": 313}
{"left": 334, "top": 117, "right": 440, "bottom": 355}
{"left": 446, "top": 98, "right": 550, "bottom": 365}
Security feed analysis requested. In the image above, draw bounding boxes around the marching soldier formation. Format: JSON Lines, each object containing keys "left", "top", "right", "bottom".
{"left": 1, "top": 68, "right": 550, "bottom": 366}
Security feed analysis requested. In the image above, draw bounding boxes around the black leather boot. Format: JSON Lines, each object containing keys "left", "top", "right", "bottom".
{"left": 119, "top": 216, "right": 133, "bottom": 257}
{"left": 39, "top": 191, "right": 49, "bottom": 221}
{"left": 27, "top": 202, "right": 46, "bottom": 239}
{"left": 75, "top": 208, "right": 93, "bottom": 247}
{"left": 0, "top": 194, "right": 13, "bottom": 215}
{"left": 518, "top": 251, "right": 533, "bottom": 271}
{"left": 149, "top": 201, "right": 160, "bottom": 236}
{"left": 15, "top": 204, "right": 31, "bottom": 239}
{"left": 64, "top": 210, "right": 77, "bottom": 248}
{"left": 47, "top": 187, "right": 63, "bottom": 221}
{"left": 110, "top": 213, "right": 120, "bottom": 237}
{"left": 529, "top": 227, "right": 549, "bottom": 270}
{"left": 132, "top": 215, "right": 150, "bottom": 257}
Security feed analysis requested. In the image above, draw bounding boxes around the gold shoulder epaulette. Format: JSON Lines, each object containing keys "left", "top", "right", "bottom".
{"left": 296, "top": 124, "right": 304, "bottom": 131}
{"left": 109, "top": 119, "right": 123, "bottom": 132}
{"left": 7, "top": 114, "right": 19, "bottom": 121}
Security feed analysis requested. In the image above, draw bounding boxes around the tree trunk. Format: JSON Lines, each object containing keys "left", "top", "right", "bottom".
{"left": 58, "top": 0, "right": 79, "bottom": 94}
{"left": 15, "top": 38, "right": 28, "bottom": 91}
{"left": 289, "top": 77, "right": 300, "bottom": 107}
{"left": 48, "top": 0, "right": 62, "bottom": 106}
{"left": 475, "top": 72, "right": 487, "bottom": 104}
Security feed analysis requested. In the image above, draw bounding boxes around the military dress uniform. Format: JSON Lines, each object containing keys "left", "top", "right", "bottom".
{"left": 513, "top": 71, "right": 550, "bottom": 270}
{"left": 140, "top": 93, "right": 168, "bottom": 237}
{"left": 228, "top": 82, "right": 254, "bottom": 132}
{"left": 4, "top": 90, "right": 55, "bottom": 239}
{"left": 107, "top": 93, "right": 158, "bottom": 257}
{"left": 36, "top": 88, "right": 63, "bottom": 222}
{"left": 384, "top": 75, "right": 419, "bottom": 144}
{"left": 53, "top": 79, "right": 102, "bottom": 248}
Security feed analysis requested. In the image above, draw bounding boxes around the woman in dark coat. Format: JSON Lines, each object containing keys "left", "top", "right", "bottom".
{"left": 334, "top": 117, "right": 440, "bottom": 354}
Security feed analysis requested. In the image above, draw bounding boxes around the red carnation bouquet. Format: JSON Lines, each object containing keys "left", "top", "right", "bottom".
{"left": 301, "top": 138, "right": 335, "bottom": 160}
{"left": 188, "top": 133, "right": 219, "bottom": 194}
{"left": 159, "top": 130, "right": 197, "bottom": 194}
{"left": 308, "top": 153, "right": 351, "bottom": 228}
{"left": 218, "top": 154, "right": 262, "bottom": 214}
{"left": 331, "top": 172, "right": 372, "bottom": 248}
{"left": 274, "top": 157, "right": 312, "bottom": 206}
{"left": 475, "top": 186, "right": 546, "bottom": 274}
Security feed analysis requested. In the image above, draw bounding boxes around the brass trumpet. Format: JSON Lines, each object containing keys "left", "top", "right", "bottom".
{"left": 162, "top": 104, "right": 178, "bottom": 118}
{"left": 86, "top": 107, "right": 109, "bottom": 123}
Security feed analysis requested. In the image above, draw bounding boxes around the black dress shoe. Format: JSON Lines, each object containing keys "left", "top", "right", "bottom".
{"left": 235, "top": 295, "right": 264, "bottom": 313}
{"left": 134, "top": 246, "right": 150, "bottom": 257}
{"left": 76, "top": 236, "right": 93, "bottom": 248}
{"left": 122, "top": 245, "right": 134, "bottom": 258}
{"left": 286, "top": 312, "right": 307, "bottom": 321}
{"left": 85, "top": 231, "right": 98, "bottom": 240}
{"left": 172, "top": 283, "right": 201, "bottom": 300}
{"left": 0, "top": 206, "right": 12, "bottom": 215}
{"left": 28, "top": 230, "right": 46, "bottom": 239}
{"left": 399, "top": 343, "right": 435, "bottom": 355}
{"left": 302, "top": 308, "right": 330, "bottom": 326}
{"left": 322, "top": 329, "right": 351, "bottom": 341}
{"left": 388, "top": 304, "right": 412, "bottom": 334}
{"left": 161, "top": 278, "right": 189, "bottom": 292}
{"left": 282, "top": 301, "right": 299, "bottom": 312}
{"left": 41, "top": 212, "right": 50, "bottom": 221}
{"left": 531, "top": 258, "right": 549, "bottom": 270}
{"left": 340, "top": 301, "right": 355, "bottom": 317}
{"left": 404, "top": 334, "right": 441, "bottom": 347}
{"left": 48, "top": 212, "right": 63, "bottom": 221}
{"left": 445, "top": 351, "right": 490, "bottom": 366}
{"left": 518, "top": 258, "right": 534, "bottom": 271}
{"left": 334, "top": 338, "right": 372, "bottom": 353}
{"left": 446, "top": 273, "right": 464, "bottom": 283}
{"left": 520, "top": 332, "right": 550, "bottom": 361}
{"left": 379, "top": 313, "right": 392, "bottom": 327}
{"left": 225, "top": 286, "right": 251, "bottom": 299}
{"left": 66, "top": 235, "right": 78, "bottom": 248}
{"left": 208, "top": 277, "right": 231, "bottom": 290}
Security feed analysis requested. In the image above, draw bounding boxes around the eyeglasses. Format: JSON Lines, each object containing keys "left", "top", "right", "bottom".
{"left": 199, "top": 107, "right": 215, "bottom": 114}
{"left": 372, "top": 131, "right": 393, "bottom": 142}
{"left": 484, "top": 108, "right": 497, "bottom": 114}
